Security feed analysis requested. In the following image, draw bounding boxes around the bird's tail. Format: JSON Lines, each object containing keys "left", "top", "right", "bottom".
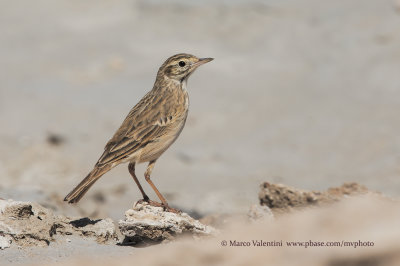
{"left": 64, "top": 165, "right": 111, "bottom": 203}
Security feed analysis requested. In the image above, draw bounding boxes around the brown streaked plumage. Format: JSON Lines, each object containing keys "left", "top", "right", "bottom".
{"left": 64, "top": 53, "right": 213, "bottom": 212}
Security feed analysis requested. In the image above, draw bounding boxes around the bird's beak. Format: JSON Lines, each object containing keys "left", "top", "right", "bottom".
{"left": 192, "top": 57, "right": 214, "bottom": 68}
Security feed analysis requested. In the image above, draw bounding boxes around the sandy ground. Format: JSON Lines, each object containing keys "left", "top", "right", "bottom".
{"left": 53, "top": 195, "right": 400, "bottom": 266}
{"left": 3, "top": 193, "right": 400, "bottom": 266}
{"left": 1, "top": 0, "right": 400, "bottom": 264}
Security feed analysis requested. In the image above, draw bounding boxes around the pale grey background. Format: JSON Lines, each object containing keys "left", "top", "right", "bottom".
{"left": 1, "top": 0, "right": 399, "bottom": 219}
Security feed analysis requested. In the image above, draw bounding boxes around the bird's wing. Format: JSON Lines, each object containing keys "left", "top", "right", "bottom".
{"left": 95, "top": 91, "right": 180, "bottom": 166}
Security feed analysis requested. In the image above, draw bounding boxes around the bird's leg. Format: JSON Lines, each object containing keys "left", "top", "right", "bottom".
{"left": 144, "top": 160, "right": 180, "bottom": 213}
{"left": 128, "top": 162, "right": 150, "bottom": 202}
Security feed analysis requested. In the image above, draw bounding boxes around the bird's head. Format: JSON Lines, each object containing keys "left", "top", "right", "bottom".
{"left": 158, "top": 53, "right": 213, "bottom": 82}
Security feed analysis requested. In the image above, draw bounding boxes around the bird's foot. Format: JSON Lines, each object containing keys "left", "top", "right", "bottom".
{"left": 135, "top": 198, "right": 181, "bottom": 213}
{"left": 135, "top": 198, "right": 162, "bottom": 207}
{"left": 161, "top": 204, "right": 181, "bottom": 214}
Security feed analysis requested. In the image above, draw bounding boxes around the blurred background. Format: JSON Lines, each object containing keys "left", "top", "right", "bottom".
{"left": 0, "top": 0, "right": 400, "bottom": 220}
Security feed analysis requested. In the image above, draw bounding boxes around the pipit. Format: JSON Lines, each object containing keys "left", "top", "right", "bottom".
{"left": 64, "top": 54, "right": 213, "bottom": 213}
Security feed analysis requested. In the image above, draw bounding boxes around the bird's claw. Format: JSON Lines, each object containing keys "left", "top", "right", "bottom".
{"left": 135, "top": 199, "right": 181, "bottom": 213}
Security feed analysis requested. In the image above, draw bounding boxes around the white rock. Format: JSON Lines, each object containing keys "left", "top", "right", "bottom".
{"left": 119, "top": 202, "right": 216, "bottom": 245}
{"left": 0, "top": 199, "right": 118, "bottom": 247}
{"left": 0, "top": 235, "right": 12, "bottom": 250}
{"left": 247, "top": 204, "right": 274, "bottom": 222}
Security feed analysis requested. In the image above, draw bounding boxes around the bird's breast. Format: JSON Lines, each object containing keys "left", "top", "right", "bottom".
{"left": 136, "top": 88, "right": 189, "bottom": 163}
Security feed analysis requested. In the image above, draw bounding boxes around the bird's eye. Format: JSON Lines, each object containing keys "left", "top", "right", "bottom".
{"left": 178, "top": 61, "right": 186, "bottom": 67}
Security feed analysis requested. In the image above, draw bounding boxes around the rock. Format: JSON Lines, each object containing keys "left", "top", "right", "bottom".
{"left": 0, "top": 199, "right": 56, "bottom": 247}
{"left": 259, "top": 182, "right": 371, "bottom": 213}
{"left": 0, "top": 234, "right": 12, "bottom": 250}
{"left": 247, "top": 204, "right": 274, "bottom": 221}
{"left": 119, "top": 202, "right": 216, "bottom": 245}
{"left": 0, "top": 199, "right": 118, "bottom": 248}
{"left": 199, "top": 213, "right": 234, "bottom": 228}
{"left": 54, "top": 217, "right": 118, "bottom": 244}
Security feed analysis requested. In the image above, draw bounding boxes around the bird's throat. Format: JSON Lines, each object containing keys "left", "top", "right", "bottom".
{"left": 181, "top": 78, "right": 188, "bottom": 91}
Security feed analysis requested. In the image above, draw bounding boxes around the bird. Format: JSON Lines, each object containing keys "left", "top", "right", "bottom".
{"left": 64, "top": 53, "right": 213, "bottom": 213}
